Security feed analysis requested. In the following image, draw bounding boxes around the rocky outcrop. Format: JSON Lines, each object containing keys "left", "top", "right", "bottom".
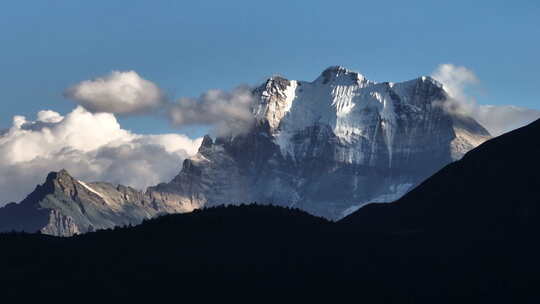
{"left": 40, "top": 210, "right": 81, "bottom": 237}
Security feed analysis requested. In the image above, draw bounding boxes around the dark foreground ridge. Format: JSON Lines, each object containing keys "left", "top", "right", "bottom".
{"left": 2, "top": 119, "right": 540, "bottom": 302}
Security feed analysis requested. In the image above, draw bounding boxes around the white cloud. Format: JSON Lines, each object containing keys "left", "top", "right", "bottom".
{"left": 168, "top": 86, "right": 255, "bottom": 136}
{"left": 37, "top": 110, "right": 63, "bottom": 123}
{"left": 473, "top": 105, "right": 540, "bottom": 137}
{"left": 432, "top": 64, "right": 540, "bottom": 136}
{"left": 64, "top": 70, "right": 256, "bottom": 136}
{"left": 0, "top": 107, "right": 202, "bottom": 205}
{"left": 432, "top": 64, "right": 479, "bottom": 105}
{"left": 64, "top": 71, "right": 165, "bottom": 114}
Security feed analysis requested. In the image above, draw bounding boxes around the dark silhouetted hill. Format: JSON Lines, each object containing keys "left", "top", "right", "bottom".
{"left": 342, "top": 118, "right": 540, "bottom": 236}
{"left": 2, "top": 119, "right": 540, "bottom": 302}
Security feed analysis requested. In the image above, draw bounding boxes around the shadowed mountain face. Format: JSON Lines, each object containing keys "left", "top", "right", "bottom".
{"left": 1, "top": 119, "right": 540, "bottom": 302}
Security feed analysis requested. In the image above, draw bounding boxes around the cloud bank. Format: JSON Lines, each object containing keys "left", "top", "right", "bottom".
{"left": 0, "top": 107, "right": 202, "bottom": 205}
{"left": 64, "top": 71, "right": 165, "bottom": 114}
{"left": 167, "top": 86, "right": 255, "bottom": 136}
{"left": 432, "top": 64, "right": 540, "bottom": 136}
{"left": 65, "top": 71, "right": 256, "bottom": 136}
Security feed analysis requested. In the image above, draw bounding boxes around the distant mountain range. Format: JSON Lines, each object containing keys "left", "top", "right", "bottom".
{"left": 1, "top": 117, "right": 540, "bottom": 302}
{"left": 0, "top": 66, "right": 491, "bottom": 236}
{"left": 0, "top": 169, "right": 192, "bottom": 236}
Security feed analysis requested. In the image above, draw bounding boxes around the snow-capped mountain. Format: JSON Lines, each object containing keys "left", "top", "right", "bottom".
{"left": 149, "top": 66, "right": 491, "bottom": 219}
{"left": 0, "top": 66, "right": 491, "bottom": 235}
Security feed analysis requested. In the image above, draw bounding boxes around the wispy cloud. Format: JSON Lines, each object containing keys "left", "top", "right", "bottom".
{"left": 167, "top": 86, "right": 255, "bottom": 136}
{"left": 473, "top": 105, "right": 540, "bottom": 136}
{"left": 64, "top": 71, "right": 166, "bottom": 114}
{"left": 64, "top": 71, "right": 256, "bottom": 136}
{"left": 432, "top": 64, "right": 540, "bottom": 136}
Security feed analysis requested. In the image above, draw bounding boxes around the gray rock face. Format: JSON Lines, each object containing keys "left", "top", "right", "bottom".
{"left": 148, "top": 66, "right": 491, "bottom": 219}
{"left": 0, "top": 66, "right": 492, "bottom": 235}
{"left": 0, "top": 170, "right": 195, "bottom": 236}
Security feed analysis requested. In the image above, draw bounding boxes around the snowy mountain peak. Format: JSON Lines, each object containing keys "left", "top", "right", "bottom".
{"left": 418, "top": 75, "right": 443, "bottom": 88}
{"left": 315, "top": 66, "right": 370, "bottom": 86}
{"left": 252, "top": 67, "right": 492, "bottom": 161}
{"left": 260, "top": 76, "right": 293, "bottom": 98}
{"left": 253, "top": 66, "right": 460, "bottom": 144}
{"left": 179, "top": 66, "right": 490, "bottom": 219}
{"left": 253, "top": 76, "right": 298, "bottom": 130}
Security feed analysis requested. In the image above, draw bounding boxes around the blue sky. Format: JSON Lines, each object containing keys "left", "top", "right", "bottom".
{"left": 1, "top": 0, "right": 539, "bottom": 137}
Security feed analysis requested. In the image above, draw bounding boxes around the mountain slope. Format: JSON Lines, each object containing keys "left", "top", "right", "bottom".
{"left": 150, "top": 66, "right": 491, "bottom": 219}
